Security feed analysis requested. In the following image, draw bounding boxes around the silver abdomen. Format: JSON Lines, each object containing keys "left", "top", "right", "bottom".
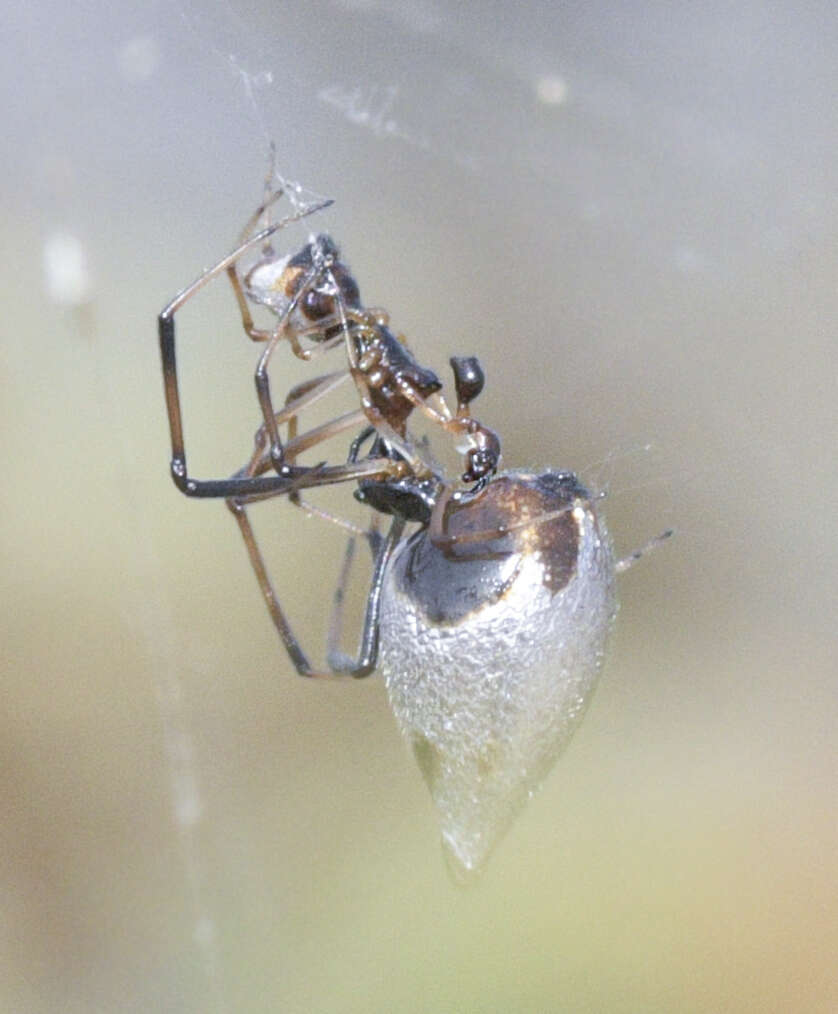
{"left": 379, "top": 470, "right": 617, "bottom": 878}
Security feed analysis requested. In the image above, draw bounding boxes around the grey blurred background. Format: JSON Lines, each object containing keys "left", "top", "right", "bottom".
{"left": 2, "top": 1, "right": 836, "bottom": 1011}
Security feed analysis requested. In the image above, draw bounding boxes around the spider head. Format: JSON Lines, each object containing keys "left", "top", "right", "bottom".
{"left": 244, "top": 233, "right": 361, "bottom": 326}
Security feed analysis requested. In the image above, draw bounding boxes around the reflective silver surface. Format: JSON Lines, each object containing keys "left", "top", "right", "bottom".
{"left": 381, "top": 471, "right": 616, "bottom": 877}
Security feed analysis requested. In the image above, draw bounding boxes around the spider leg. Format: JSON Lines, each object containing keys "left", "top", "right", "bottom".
{"left": 226, "top": 186, "right": 307, "bottom": 342}
{"left": 249, "top": 256, "right": 374, "bottom": 473}
{"left": 286, "top": 498, "right": 371, "bottom": 538}
{"left": 227, "top": 500, "right": 330, "bottom": 677}
{"left": 227, "top": 497, "right": 402, "bottom": 679}
{"left": 616, "top": 528, "right": 674, "bottom": 573}
{"left": 247, "top": 369, "right": 352, "bottom": 465}
{"left": 247, "top": 408, "right": 368, "bottom": 475}
{"left": 159, "top": 203, "right": 333, "bottom": 497}
{"left": 281, "top": 368, "right": 351, "bottom": 421}
{"left": 217, "top": 457, "right": 399, "bottom": 507}
{"left": 426, "top": 485, "right": 600, "bottom": 549}
{"left": 223, "top": 369, "right": 409, "bottom": 676}
{"left": 225, "top": 449, "right": 404, "bottom": 678}
{"left": 251, "top": 259, "right": 343, "bottom": 473}
{"left": 326, "top": 532, "right": 360, "bottom": 663}
{"left": 161, "top": 201, "right": 331, "bottom": 320}
{"left": 227, "top": 263, "right": 275, "bottom": 343}
{"left": 326, "top": 513, "right": 406, "bottom": 677}
{"left": 286, "top": 329, "right": 345, "bottom": 361}
{"left": 238, "top": 181, "right": 286, "bottom": 247}
{"left": 229, "top": 374, "right": 407, "bottom": 505}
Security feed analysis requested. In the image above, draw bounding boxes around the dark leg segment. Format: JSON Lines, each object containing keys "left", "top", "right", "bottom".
{"left": 327, "top": 515, "right": 405, "bottom": 677}
{"left": 227, "top": 498, "right": 322, "bottom": 677}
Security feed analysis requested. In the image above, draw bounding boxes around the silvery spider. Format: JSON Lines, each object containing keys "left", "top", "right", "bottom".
{"left": 158, "top": 184, "right": 669, "bottom": 875}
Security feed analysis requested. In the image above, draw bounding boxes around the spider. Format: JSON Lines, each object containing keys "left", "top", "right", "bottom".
{"left": 158, "top": 183, "right": 503, "bottom": 677}
{"left": 158, "top": 181, "right": 671, "bottom": 875}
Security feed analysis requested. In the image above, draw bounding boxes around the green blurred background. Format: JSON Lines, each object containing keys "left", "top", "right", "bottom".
{"left": 2, "top": 1, "right": 835, "bottom": 1010}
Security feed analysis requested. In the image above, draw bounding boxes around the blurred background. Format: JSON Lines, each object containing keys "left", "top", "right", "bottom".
{"left": 2, "top": 1, "right": 836, "bottom": 1010}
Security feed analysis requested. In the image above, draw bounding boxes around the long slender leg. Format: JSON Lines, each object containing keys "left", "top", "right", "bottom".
{"left": 224, "top": 456, "right": 404, "bottom": 508}
{"left": 616, "top": 529, "right": 674, "bottom": 572}
{"left": 227, "top": 500, "right": 329, "bottom": 677}
{"left": 227, "top": 467, "right": 403, "bottom": 678}
{"left": 225, "top": 186, "right": 291, "bottom": 341}
{"left": 248, "top": 369, "right": 351, "bottom": 465}
{"left": 238, "top": 178, "right": 285, "bottom": 246}
{"left": 427, "top": 485, "right": 608, "bottom": 549}
{"left": 159, "top": 203, "right": 333, "bottom": 497}
{"left": 283, "top": 369, "right": 350, "bottom": 413}
{"left": 223, "top": 366, "right": 377, "bottom": 677}
{"left": 227, "top": 263, "right": 274, "bottom": 342}
{"left": 223, "top": 399, "right": 406, "bottom": 676}
{"left": 287, "top": 498, "right": 371, "bottom": 537}
{"left": 160, "top": 205, "right": 331, "bottom": 321}
{"left": 245, "top": 409, "right": 370, "bottom": 478}
{"left": 324, "top": 522, "right": 383, "bottom": 669}
{"left": 327, "top": 514, "right": 405, "bottom": 677}
{"left": 326, "top": 534, "right": 360, "bottom": 664}
{"left": 283, "top": 410, "right": 369, "bottom": 462}
{"left": 160, "top": 344, "right": 348, "bottom": 498}
{"left": 285, "top": 330, "right": 345, "bottom": 362}
{"left": 249, "top": 234, "right": 373, "bottom": 472}
{"left": 251, "top": 261, "right": 335, "bottom": 472}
